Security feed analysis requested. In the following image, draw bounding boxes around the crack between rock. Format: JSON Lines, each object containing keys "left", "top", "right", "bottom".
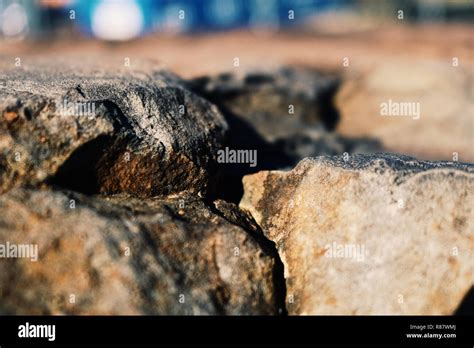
{"left": 206, "top": 200, "right": 288, "bottom": 316}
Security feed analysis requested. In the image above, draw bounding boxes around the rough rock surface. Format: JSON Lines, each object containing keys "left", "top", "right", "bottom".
{"left": 240, "top": 153, "right": 474, "bottom": 315}
{"left": 0, "top": 59, "right": 227, "bottom": 196}
{"left": 0, "top": 189, "right": 284, "bottom": 315}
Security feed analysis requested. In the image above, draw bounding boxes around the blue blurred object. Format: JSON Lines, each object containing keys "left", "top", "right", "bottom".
{"left": 75, "top": 0, "right": 155, "bottom": 40}
{"left": 72, "top": 0, "right": 352, "bottom": 40}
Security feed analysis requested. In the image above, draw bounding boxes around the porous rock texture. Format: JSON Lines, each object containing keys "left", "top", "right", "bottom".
{"left": 0, "top": 59, "right": 227, "bottom": 197}
{"left": 241, "top": 153, "right": 474, "bottom": 315}
{"left": 0, "top": 189, "right": 284, "bottom": 315}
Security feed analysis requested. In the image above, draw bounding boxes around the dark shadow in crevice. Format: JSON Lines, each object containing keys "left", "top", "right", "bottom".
{"left": 47, "top": 100, "right": 135, "bottom": 195}
{"left": 317, "top": 78, "right": 341, "bottom": 131}
{"left": 47, "top": 134, "right": 113, "bottom": 195}
{"left": 454, "top": 286, "right": 474, "bottom": 315}
{"left": 205, "top": 101, "right": 344, "bottom": 203}
{"left": 207, "top": 106, "right": 295, "bottom": 203}
{"left": 190, "top": 71, "right": 344, "bottom": 204}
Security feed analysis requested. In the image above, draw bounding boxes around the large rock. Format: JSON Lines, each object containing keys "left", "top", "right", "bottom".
{"left": 336, "top": 59, "right": 474, "bottom": 162}
{"left": 0, "top": 189, "right": 284, "bottom": 315}
{"left": 241, "top": 153, "right": 474, "bottom": 314}
{"left": 189, "top": 67, "right": 341, "bottom": 141}
{"left": 0, "top": 59, "right": 227, "bottom": 196}
{"left": 189, "top": 67, "right": 381, "bottom": 156}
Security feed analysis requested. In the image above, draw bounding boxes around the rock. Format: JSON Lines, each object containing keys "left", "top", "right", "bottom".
{"left": 188, "top": 67, "right": 383, "bottom": 157}
{"left": 240, "top": 153, "right": 474, "bottom": 314}
{"left": 336, "top": 59, "right": 474, "bottom": 162}
{"left": 273, "top": 131, "right": 381, "bottom": 163}
{"left": 189, "top": 67, "right": 341, "bottom": 141}
{"left": 0, "top": 58, "right": 227, "bottom": 196}
{"left": 189, "top": 67, "right": 381, "bottom": 202}
{"left": 0, "top": 189, "right": 284, "bottom": 315}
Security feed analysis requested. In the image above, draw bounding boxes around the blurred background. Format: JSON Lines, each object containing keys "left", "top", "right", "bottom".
{"left": 1, "top": 0, "right": 473, "bottom": 162}
{"left": 1, "top": 0, "right": 474, "bottom": 40}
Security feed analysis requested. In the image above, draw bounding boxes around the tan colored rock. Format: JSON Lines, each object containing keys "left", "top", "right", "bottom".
{"left": 241, "top": 153, "right": 474, "bottom": 314}
{"left": 336, "top": 59, "right": 474, "bottom": 162}
{"left": 0, "top": 189, "right": 284, "bottom": 315}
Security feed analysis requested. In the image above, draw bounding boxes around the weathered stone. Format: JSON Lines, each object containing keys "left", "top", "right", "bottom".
{"left": 0, "top": 59, "right": 227, "bottom": 196}
{"left": 189, "top": 67, "right": 341, "bottom": 141}
{"left": 0, "top": 189, "right": 284, "bottom": 315}
{"left": 241, "top": 153, "right": 474, "bottom": 314}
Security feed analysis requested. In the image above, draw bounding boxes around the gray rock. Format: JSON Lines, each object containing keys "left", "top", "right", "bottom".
{"left": 189, "top": 66, "right": 341, "bottom": 141}
{"left": 0, "top": 188, "right": 284, "bottom": 315}
{"left": 241, "top": 153, "right": 474, "bottom": 314}
{"left": 0, "top": 59, "right": 228, "bottom": 197}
